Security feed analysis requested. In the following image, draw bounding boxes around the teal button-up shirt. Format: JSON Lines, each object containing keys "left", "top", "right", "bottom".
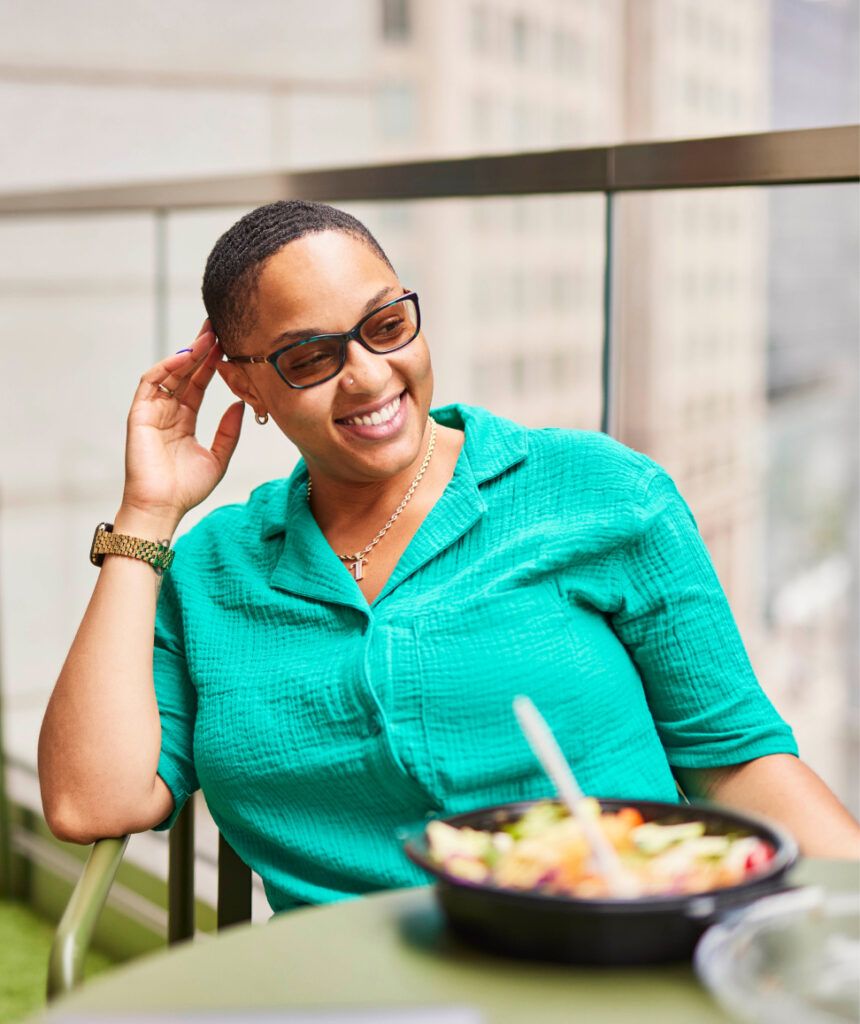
{"left": 152, "top": 401, "right": 797, "bottom": 912}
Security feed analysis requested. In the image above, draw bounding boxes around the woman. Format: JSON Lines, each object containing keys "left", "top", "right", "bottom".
{"left": 39, "top": 200, "right": 860, "bottom": 914}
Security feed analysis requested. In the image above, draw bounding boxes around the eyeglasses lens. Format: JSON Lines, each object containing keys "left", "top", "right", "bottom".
{"left": 360, "top": 297, "right": 418, "bottom": 351}
{"left": 277, "top": 297, "right": 419, "bottom": 387}
{"left": 278, "top": 339, "right": 341, "bottom": 387}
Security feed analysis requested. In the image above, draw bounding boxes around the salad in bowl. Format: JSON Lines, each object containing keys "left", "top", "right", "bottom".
{"left": 404, "top": 798, "right": 798, "bottom": 964}
{"left": 425, "top": 798, "right": 777, "bottom": 900}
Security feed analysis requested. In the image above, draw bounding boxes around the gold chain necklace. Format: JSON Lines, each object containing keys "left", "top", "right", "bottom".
{"left": 307, "top": 416, "right": 437, "bottom": 581}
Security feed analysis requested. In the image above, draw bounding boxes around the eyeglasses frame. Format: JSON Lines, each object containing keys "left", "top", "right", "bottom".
{"left": 224, "top": 289, "right": 421, "bottom": 389}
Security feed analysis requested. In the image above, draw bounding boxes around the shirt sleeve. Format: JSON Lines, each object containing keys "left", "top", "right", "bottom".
{"left": 612, "top": 465, "right": 798, "bottom": 769}
{"left": 151, "top": 564, "right": 199, "bottom": 832}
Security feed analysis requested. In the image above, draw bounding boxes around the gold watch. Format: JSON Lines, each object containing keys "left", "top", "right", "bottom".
{"left": 89, "top": 522, "right": 175, "bottom": 575}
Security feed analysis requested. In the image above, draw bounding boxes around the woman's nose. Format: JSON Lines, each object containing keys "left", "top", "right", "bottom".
{"left": 341, "top": 338, "right": 393, "bottom": 391}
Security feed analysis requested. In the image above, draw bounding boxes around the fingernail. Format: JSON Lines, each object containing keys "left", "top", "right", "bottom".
{"left": 175, "top": 347, "right": 193, "bottom": 354}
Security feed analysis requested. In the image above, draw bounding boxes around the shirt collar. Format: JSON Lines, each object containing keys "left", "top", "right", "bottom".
{"left": 259, "top": 478, "right": 295, "bottom": 542}
{"left": 428, "top": 401, "right": 529, "bottom": 485}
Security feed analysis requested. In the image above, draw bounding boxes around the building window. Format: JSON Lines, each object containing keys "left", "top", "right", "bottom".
{"left": 554, "top": 30, "right": 582, "bottom": 76}
{"left": 511, "top": 354, "right": 526, "bottom": 394}
{"left": 381, "top": 0, "right": 411, "bottom": 43}
{"left": 685, "top": 74, "right": 702, "bottom": 109}
{"left": 472, "top": 93, "right": 492, "bottom": 141}
{"left": 550, "top": 351, "right": 569, "bottom": 388}
{"left": 378, "top": 84, "right": 416, "bottom": 139}
{"left": 511, "top": 98, "right": 529, "bottom": 144}
{"left": 471, "top": 3, "right": 488, "bottom": 53}
{"left": 511, "top": 14, "right": 529, "bottom": 63}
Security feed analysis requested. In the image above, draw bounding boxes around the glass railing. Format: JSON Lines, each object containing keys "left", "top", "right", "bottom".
{"left": 1, "top": 126, "right": 857, "bottom": 926}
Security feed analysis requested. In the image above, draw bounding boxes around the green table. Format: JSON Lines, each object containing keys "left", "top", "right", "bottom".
{"left": 39, "top": 860, "right": 858, "bottom": 1023}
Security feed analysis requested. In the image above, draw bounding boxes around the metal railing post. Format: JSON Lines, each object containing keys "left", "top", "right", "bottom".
{"left": 0, "top": 485, "right": 11, "bottom": 898}
{"left": 600, "top": 191, "right": 616, "bottom": 437}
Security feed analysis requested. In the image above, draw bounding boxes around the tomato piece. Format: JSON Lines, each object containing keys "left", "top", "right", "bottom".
{"left": 744, "top": 841, "right": 775, "bottom": 872}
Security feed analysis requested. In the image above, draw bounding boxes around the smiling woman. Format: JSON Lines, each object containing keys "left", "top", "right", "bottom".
{"left": 211, "top": 219, "right": 464, "bottom": 602}
{"left": 37, "top": 199, "right": 860, "bottom": 912}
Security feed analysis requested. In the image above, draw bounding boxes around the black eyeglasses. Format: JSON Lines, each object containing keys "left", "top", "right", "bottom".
{"left": 225, "top": 290, "right": 421, "bottom": 389}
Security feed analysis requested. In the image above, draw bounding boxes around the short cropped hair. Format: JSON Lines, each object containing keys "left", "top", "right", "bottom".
{"left": 201, "top": 199, "right": 394, "bottom": 353}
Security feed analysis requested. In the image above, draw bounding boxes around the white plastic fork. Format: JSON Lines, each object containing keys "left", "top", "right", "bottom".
{"left": 513, "top": 695, "right": 638, "bottom": 898}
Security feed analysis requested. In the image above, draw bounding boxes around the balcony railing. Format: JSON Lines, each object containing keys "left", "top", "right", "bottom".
{"left": 1, "top": 123, "right": 857, "bottom": 930}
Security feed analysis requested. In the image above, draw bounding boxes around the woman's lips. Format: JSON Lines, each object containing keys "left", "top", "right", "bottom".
{"left": 334, "top": 390, "right": 408, "bottom": 440}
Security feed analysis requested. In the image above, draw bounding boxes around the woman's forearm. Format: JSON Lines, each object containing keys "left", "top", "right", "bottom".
{"left": 676, "top": 754, "right": 860, "bottom": 859}
{"left": 40, "top": 326, "right": 242, "bottom": 844}
{"left": 38, "top": 505, "right": 180, "bottom": 843}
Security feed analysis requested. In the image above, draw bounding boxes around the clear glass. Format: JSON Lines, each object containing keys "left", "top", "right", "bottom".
{"left": 614, "top": 183, "right": 860, "bottom": 816}
{"left": 5, "top": 185, "right": 852, "bottom": 923}
{"left": 0, "top": 211, "right": 156, "bottom": 735}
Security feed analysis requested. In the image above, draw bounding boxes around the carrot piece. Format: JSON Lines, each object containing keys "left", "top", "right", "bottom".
{"left": 617, "top": 807, "right": 645, "bottom": 829}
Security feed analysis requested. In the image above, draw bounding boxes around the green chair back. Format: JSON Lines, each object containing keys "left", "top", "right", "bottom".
{"left": 48, "top": 797, "right": 252, "bottom": 1001}
{"left": 169, "top": 797, "right": 252, "bottom": 940}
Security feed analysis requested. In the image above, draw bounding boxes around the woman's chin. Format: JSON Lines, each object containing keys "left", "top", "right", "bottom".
{"left": 333, "top": 394, "right": 437, "bottom": 481}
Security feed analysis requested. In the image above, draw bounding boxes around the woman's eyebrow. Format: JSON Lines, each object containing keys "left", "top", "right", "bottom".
{"left": 268, "top": 285, "right": 398, "bottom": 348}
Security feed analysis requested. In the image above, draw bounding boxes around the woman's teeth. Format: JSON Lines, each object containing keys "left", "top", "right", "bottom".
{"left": 343, "top": 393, "right": 401, "bottom": 427}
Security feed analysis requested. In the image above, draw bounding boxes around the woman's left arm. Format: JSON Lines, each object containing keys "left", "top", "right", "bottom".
{"left": 611, "top": 463, "right": 857, "bottom": 860}
{"left": 675, "top": 755, "right": 860, "bottom": 859}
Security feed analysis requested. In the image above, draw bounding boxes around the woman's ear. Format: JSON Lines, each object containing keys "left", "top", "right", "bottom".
{"left": 217, "top": 359, "right": 263, "bottom": 408}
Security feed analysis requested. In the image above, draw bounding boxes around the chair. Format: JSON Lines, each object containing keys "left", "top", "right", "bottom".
{"left": 46, "top": 798, "right": 252, "bottom": 1001}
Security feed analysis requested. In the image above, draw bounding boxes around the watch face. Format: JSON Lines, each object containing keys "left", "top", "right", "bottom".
{"left": 89, "top": 521, "right": 113, "bottom": 567}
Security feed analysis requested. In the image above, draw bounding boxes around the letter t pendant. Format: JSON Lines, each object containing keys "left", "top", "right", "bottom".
{"left": 348, "top": 557, "right": 366, "bottom": 581}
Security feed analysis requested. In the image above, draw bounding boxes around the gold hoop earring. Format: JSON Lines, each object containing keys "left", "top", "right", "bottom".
{"left": 255, "top": 411, "right": 269, "bottom": 426}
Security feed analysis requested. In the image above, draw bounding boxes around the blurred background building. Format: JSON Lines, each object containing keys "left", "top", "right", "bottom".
{"left": 1, "top": 0, "right": 857, "bottom": 927}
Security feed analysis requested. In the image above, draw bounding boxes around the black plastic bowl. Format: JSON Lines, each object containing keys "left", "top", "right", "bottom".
{"left": 404, "top": 798, "right": 799, "bottom": 966}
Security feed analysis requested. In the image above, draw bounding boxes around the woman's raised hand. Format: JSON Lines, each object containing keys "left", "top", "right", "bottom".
{"left": 120, "top": 319, "right": 245, "bottom": 531}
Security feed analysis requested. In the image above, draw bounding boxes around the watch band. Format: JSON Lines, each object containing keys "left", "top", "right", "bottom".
{"left": 89, "top": 522, "right": 175, "bottom": 575}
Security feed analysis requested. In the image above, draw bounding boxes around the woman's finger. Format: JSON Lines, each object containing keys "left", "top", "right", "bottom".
{"left": 176, "top": 342, "right": 224, "bottom": 414}
{"left": 129, "top": 322, "right": 215, "bottom": 410}
{"left": 141, "top": 325, "right": 214, "bottom": 379}
{"left": 209, "top": 400, "right": 246, "bottom": 474}
{"left": 168, "top": 336, "right": 221, "bottom": 395}
{"left": 141, "top": 333, "right": 217, "bottom": 399}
